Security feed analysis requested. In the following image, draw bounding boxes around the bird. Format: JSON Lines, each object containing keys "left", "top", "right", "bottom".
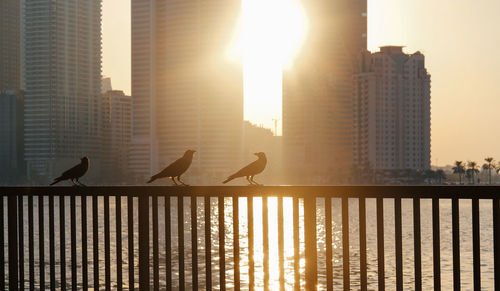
{"left": 223, "top": 152, "right": 267, "bottom": 185}
{"left": 50, "top": 156, "right": 90, "bottom": 186}
{"left": 147, "top": 150, "right": 196, "bottom": 185}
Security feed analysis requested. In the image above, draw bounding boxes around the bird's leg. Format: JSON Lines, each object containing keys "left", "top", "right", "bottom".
{"left": 177, "top": 176, "right": 188, "bottom": 186}
{"left": 76, "top": 178, "right": 86, "bottom": 187}
{"left": 170, "top": 177, "right": 179, "bottom": 186}
{"left": 246, "top": 176, "right": 255, "bottom": 186}
{"left": 250, "top": 176, "right": 262, "bottom": 186}
{"left": 70, "top": 179, "right": 78, "bottom": 187}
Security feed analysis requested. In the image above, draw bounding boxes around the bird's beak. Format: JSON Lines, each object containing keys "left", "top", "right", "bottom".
{"left": 253, "top": 152, "right": 258, "bottom": 156}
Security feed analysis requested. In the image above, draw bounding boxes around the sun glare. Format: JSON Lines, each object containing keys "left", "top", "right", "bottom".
{"left": 240, "top": 0, "right": 308, "bottom": 134}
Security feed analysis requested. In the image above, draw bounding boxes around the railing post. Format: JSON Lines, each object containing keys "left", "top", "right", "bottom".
{"left": 8, "top": 195, "right": 18, "bottom": 291}
{"left": 304, "top": 196, "right": 317, "bottom": 290}
{"left": 138, "top": 193, "right": 150, "bottom": 289}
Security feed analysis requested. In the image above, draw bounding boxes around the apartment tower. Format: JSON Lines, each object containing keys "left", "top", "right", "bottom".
{"left": 353, "top": 46, "right": 431, "bottom": 172}
{"left": 24, "top": 0, "right": 102, "bottom": 179}
{"left": 283, "top": 0, "right": 367, "bottom": 184}
{"left": 130, "top": 0, "right": 243, "bottom": 183}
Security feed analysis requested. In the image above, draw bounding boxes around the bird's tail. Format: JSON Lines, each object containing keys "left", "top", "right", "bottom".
{"left": 50, "top": 178, "right": 62, "bottom": 186}
{"left": 222, "top": 176, "right": 234, "bottom": 184}
{"left": 146, "top": 175, "right": 158, "bottom": 184}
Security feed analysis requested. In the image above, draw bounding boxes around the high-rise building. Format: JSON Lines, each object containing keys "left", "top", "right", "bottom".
{"left": 353, "top": 46, "right": 431, "bottom": 172}
{"left": 102, "top": 90, "right": 132, "bottom": 182}
{"left": 0, "top": 90, "right": 24, "bottom": 184}
{"left": 283, "top": 0, "right": 367, "bottom": 184}
{"left": 1, "top": 0, "right": 21, "bottom": 91}
{"left": 0, "top": 0, "right": 24, "bottom": 184}
{"left": 130, "top": 0, "right": 243, "bottom": 183}
{"left": 101, "top": 77, "right": 112, "bottom": 94}
{"left": 24, "top": 0, "right": 102, "bottom": 180}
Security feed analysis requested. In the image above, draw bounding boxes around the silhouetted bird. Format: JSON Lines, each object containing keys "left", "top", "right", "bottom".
{"left": 147, "top": 150, "right": 196, "bottom": 185}
{"left": 50, "top": 157, "right": 89, "bottom": 186}
{"left": 223, "top": 152, "right": 267, "bottom": 185}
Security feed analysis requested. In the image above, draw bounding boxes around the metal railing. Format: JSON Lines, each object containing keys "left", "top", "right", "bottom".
{"left": 1, "top": 186, "right": 500, "bottom": 290}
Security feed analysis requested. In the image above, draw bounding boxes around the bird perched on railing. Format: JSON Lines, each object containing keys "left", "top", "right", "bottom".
{"left": 50, "top": 156, "right": 89, "bottom": 186}
{"left": 223, "top": 152, "right": 267, "bottom": 185}
{"left": 147, "top": 150, "right": 196, "bottom": 185}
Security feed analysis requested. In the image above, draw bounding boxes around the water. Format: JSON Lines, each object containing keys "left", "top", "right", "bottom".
{"left": 6, "top": 197, "right": 496, "bottom": 290}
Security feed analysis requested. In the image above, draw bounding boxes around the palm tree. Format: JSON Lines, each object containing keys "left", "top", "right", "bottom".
{"left": 482, "top": 157, "right": 496, "bottom": 184}
{"left": 452, "top": 161, "right": 465, "bottom": 184}
{"left": 467, "top": 161, "right": 480, "bottom": 184}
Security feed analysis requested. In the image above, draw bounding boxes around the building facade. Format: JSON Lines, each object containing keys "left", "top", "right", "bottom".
{"left": 0, "top": 90, "right": 24, "bottom": 184}
{"left": 24, "top": 0, "right": 102, "bottom": 180}
{"left": 102, "top": 90, "right": 132, "bottom": 182}
{"left": 353, "top": 46, "right": 431, "bottom": 173}
{"left": 130, "top": 0, "right": 243, "bottom": 184}
{"left": 282, "top": 0, "right": 367, "bottom": 184}
{"left": 0, "top": 0, "right": 24, "bottom": 184}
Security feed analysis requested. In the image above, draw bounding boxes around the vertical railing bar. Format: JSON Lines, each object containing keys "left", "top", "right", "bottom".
{"left": 81, "top": 195, "right": 88, "bottom": 291}
{"left": 0, "top": 196, "right": 4, "bottom": 290}
{"left": 204, "top": 196, "right": 212, "bottom": 291}
{"left": 164, "top": 196, "right": 171, "bottom": 291}
{"left": 152, "top": 195, "right": 159, "bottom": 291}
{"left": 342, "top": 197, "right": 350, "bottom": 290}
{"left": 432, "top": 197, "right": 441, "bottom": 291}
{"left": 395, "top": 197, "right": 403, "bottom": 291}
{"left": 233, "top": 196, "right": 240, "bottom": 291}
{"left": 59, "top": 195, "right": 66, "bottom": 291}
{"left": 116, "top": 196, "right": 122, "bottom": 291}
{"left": 8, "top": 195, "right": 18, "bottom": 291}
{"left": 292, "top": 197, "right": 299, "bottom": 291}
{"left": 493, "top": 198, "right": 500, "bottom": 291}
{"left": 40, "top": 195, "right": 45, "bottom": 291}
{"left": 304, "top": 196, "right": 317, "bottom": 291}
{"left": 359, "top": 197, "right": 367, "bottom": 291}
{"left": 472, "top": 198, "right": 480, "bottom": 290}
{"left": 376, "top": 197, "right": 385, "bottom": 291}
{"left": 325, "top": 197, "right": 333, "bottom": 291}
{"left": 138, "top": 193, "right": 150, "bottom": 290}
{"left": 248, "top": 197, "right": 255, "bottom": 291}
{"left": 278, "top": 197, "right": 285, "bottom": 291}
{"left": 178, "top": 195, "right": 185, "bottom": 291}
{"left": 452, "top": 198, "right": 460, "bottom": 291}
{"left": 191, "top": 195, "right": 198, "bottom": 290}
{"left": 92, "top": 195, "right": 99, "bottom": 290}
{"left": 28, "top": 195, "right": 34, "bottom": 290}
{"left": 127, "top": 195, "right": 134, "bottom": 291}
{"left": 70, "top": 195, "right": 76, "bottom": 291}
{"left": 219, "top": 196, "right": 226, "bottom": 291}
{"left": 49, "top": 195, "right": 55, "bottom": 291}
{"left": 413, "top": 198, "right": 422, "bottom": 291}
{"left": 263, "top": 196, "right": 269, "bottom": 291}
{"left": 18, "top": 195, "right": 24, "bottom": 291}
{"left": 104, "top": 195, "right": 111, "bottom": 290}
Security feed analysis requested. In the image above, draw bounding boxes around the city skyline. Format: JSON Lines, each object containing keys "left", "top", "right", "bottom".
{"left": 103, "top": 0, "right": 500, "bottom": 166}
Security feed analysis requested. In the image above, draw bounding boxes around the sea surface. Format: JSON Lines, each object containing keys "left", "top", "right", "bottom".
{"left": 6, "top": 197, "right": 496, "bottom": 290}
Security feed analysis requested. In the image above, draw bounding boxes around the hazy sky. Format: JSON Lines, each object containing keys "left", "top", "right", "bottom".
{"left": 102, "top": 0, "right": 500, "bottom": 166}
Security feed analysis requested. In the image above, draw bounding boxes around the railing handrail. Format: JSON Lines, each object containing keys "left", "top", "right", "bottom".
{"left": 2, "top": 185, "right": 500, "bottom": 198}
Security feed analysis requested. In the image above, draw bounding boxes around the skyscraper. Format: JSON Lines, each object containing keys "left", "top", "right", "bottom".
{"left": 283, "top": 0, "right": 367, "bottom": 184}
{"left": 353, "top": 46, "right": 431, "bottom": 172}
{"left": 1, "top": 0, "right": 21, "bottom": 91}
{"left": 102, "top": 90, "right": 132, "bottom": 182}
{"left": 24, "top": 0, "right": 102, "bottom": 180}
{"left": 130, "top": 0, "right": 243, "bottom": 183}
{"left": 0, "top": 0, "right": 24, "bottom": 184}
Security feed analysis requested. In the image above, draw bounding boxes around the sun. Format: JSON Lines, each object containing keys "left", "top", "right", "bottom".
{"left": 238, "top": 0, "right": 308, "bottom": 134}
